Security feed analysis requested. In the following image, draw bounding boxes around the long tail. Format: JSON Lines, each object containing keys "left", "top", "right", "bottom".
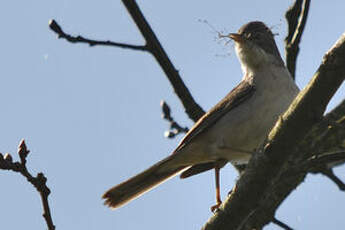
{"left": 102, "top": 155, "right": 189, "bottom": 209}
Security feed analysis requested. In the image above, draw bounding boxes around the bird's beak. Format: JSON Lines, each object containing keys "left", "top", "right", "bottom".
{"left": 229, "top": 33, "right": 244, "bottom": 43}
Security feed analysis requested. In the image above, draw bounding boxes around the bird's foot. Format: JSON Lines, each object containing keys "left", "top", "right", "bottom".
{"left": 210, "top": 201, "right": 222, "bottom": 213}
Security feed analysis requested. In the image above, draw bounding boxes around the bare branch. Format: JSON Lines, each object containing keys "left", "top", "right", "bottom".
{"left": 160, "top": 100, "right": 189, "bottom": 138}
{"left": 49, "top": 19, "right": 147, "bottom": 51}
{"left": 272, "top": 217, "right": 294, "bottom": 230}
{"left": 121, "top": 0, "right": 205, "bottom": 121}
{"left": 285, "top": 0, "right": 311, "bottom": 79}
{"left": 307, "top": 151, "right": 345, "bottom": 191}
{"left": 321, "top": 168, "right": 345, "bottom": 191}
{"left": 202, "top": 33, "right": 345, "bottom": 230}
{"left": 0, "top": 140, "right": 55, "bottom": 230}
{"left": 285, "top": 0, "right": 303, "bottom": 43}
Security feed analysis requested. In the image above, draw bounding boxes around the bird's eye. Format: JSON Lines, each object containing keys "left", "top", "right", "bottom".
{"left": 245, "top": 33, "right": 252, "bottom": 39}
{"left": 246, "top": 32, "right": 261, "bottom": 40}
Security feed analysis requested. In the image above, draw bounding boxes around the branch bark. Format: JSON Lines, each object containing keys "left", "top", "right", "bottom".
{"left": 121, "top": 0, "right": 205, "bottom": 121}
{"left": 202, "top": 33, "right": 345, "bottom": 230}
{"left": 238, "top": 99, "right": 345, "bottom": 229}
{"left": 285, "top": 0, "right": 311, "bottom": 79}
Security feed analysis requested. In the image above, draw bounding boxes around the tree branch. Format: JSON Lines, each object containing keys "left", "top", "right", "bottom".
{"left": 297, "top": 99, "right": 345, "bottom": 166}
{"left": 285, "top": 0, "right": 311, "bottom": 79}
{"left": 320, "top": 168, "right": 345, "bottom": 191}
{"left": 161, "top": 100, "right": 189, "bottom": 138}
{"left": 272, "top": 217, "right": 294, "bottom": 230}
{"left": 307, "top": 151, "right": 345, "bottom": 190}
{"left": 121, "top": 0, "right": 205, "bottom": 121}
{"left": 49, "top": 0, "right": 206, "bottom": 122}
{"left": 202, "top": 32, "right": 345, "bottom": 230}
{"left": 0, "top": 140, "right": 55, "bottom": 230}
{"left": 49, "top": 20, "right": 147, "bottom": 51}
{"left": 241, "top": 101, "right": 345, "bottom": 229}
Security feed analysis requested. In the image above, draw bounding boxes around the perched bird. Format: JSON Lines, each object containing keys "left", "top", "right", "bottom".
{"left": 102, "top": 21, "right": 299, "bottom": 210}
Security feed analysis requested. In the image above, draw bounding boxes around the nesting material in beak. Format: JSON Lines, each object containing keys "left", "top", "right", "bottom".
{"left": 228, "top": 33, "right": 244, "bottom": 43}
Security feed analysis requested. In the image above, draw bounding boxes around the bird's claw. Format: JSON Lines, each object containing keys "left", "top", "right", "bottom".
{"left": 210, "top": 202, "right": 222, "bottom": 213}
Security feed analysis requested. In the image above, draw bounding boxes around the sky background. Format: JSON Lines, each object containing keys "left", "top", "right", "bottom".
{"left": 0, "top": 0, "right": 345, "bottom": 229}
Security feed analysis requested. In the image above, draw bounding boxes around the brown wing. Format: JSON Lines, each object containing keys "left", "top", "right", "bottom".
{"left": 174, "top": 80, "right": 256, "bottom": 153}
{"left": 175, "top": 80, "right": 255, "bottom": 178}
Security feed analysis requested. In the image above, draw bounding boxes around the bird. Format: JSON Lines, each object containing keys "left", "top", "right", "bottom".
{"left": 102, "top": 21, "right": 300, "bottom": 210}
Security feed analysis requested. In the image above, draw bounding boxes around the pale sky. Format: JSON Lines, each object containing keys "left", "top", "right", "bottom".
{"left": 0, "top": 1, "right": 345, "bottom": 229}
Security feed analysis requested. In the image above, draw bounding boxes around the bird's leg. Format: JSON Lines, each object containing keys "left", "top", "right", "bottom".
{"left": 211, "top": 164, "right": 222, "bottom": 212}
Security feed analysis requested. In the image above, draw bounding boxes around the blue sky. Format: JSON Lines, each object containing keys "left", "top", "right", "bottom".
{"left": 0, "top": 1, "right": 344, "bottom": 229}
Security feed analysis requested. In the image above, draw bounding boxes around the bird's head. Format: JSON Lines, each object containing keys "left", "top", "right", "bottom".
{"left": 228, "top": 21, "right": 284, "bottom": 73}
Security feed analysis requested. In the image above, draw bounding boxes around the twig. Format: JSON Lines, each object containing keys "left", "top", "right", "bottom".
{"left": 285, "top": 0, "right": 311, "bottom": 79}
{"left": 121, "top": 0, "right": 205, "bottom": 121}
{"left": 161, "top": 100, "right": 189, "bottom": 138}
{"left": 272, "top": 217, "right": 294, "bottom": 230}
{"left": 49, "top": 19, "right": 147, "bottom": 51}
{"left": 321, "top": 168, "right": 345, "bottom": 191}
{"left": 307, "top": 151, "right": 345, "bottom": 191}
{"left": 0, "top": 140, "right": 55, "bottom": 230}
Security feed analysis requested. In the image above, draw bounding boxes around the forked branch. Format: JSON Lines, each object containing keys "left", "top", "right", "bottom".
{"left": 0, "top": 140, "right": 55, "bottom": 230}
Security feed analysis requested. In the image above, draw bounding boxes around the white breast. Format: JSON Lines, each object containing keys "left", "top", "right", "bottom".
{"left": 206, "top": 65, "right": 299, "bottom": 164}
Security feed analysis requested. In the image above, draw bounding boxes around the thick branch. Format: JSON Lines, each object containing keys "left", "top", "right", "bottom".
{"left": 285, "top": 0, "right": 311, "bottom": 79}
{"left": 297, "top": 99, "right": 345, "bottom": 159}
{"left": 241, "top": 101, "right": 345, "bottom": 229}
{"left": 0, "top": 140, "right": 55, "bottom": 230}
{"left": 203, "top": 33, "right": 345, "bottom": 230}
{"left": 309, "top": 151, "right": 345, "bottom": 170}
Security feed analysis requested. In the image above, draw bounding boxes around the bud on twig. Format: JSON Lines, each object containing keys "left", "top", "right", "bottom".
{"left": 18, "top": 139, "right": 30, "bottom": 163}
{"left": 164, "top": 131, "right": 175, "bottom": 138}
{"left": 4, "top": 153, "right": 13, "bottom": 162}
{"left": 48, "top": 19, "right": 64, "bottom": 36}
{"left": 160, "top": 100, "right": 172, "bottom": 120}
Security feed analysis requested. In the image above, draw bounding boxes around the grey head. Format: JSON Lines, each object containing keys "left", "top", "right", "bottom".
{"left": 229, "top": 21, "right": 284, "bottom": 70}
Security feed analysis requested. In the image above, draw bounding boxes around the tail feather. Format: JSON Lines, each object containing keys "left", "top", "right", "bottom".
{"left": 102, "top": 156, "right": 189, "bottom": 209}
{"left": 180, "top": 162, "right": 215, "bottom": 178}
